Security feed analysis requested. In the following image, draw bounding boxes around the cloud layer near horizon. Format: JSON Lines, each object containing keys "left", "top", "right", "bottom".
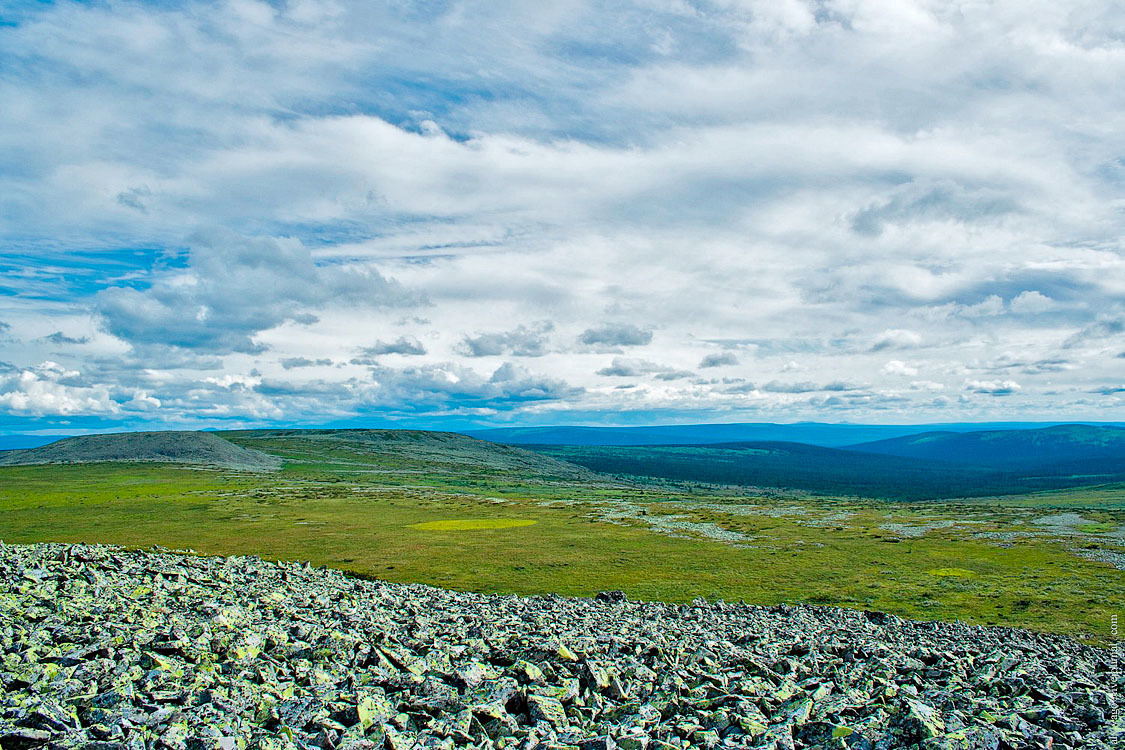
{"left": 1, "top": 0, "right": 1124, "bottom": 431}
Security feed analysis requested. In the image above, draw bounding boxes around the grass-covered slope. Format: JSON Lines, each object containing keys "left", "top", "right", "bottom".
{"left": 221, "top": 428, "right": 598, "bottom": 481}
{"left": 849, "top": 424, "right": 1125, "bottom": 466}
{"left": 0, "top": 430, "right": 281, "bottom": 471}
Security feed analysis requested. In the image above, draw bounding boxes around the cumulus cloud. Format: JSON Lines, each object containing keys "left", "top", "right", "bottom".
{"left": 760, "top": 381, "right": 865, "bottom": 394}
{"left": 596, "top": 358, "right": 663, "bottom": 377}
{"left": 280, "top": 357, "right": 333, "bottom": 369}
{"left": 364, "top": 361, "right": 581, "bottom": 413}
{"left": 699, "top": 352, "right": 739, "bottom": 368}
{"left": 882, "top": 360, "right": 919, "bottom": 377}
{"left": 654, "top": 370, "right": 695, "bottom": 381}
{"left": 0, "top": 362, "right": 117, "bottom": 416}
{"left": 850, "top": 180, "right": 1020, "bottom": 237}
{"left": 956, "top": 296, "right": 1006, "bottom": 318}
{"left": 1008, "top": 291, "right": 1057, "bottom": 314}
{"left": 457, "top": 323, "right": 553, "bottom": 357}
{"left": 984, "top": 356, "right": 1072, "bottom": 375}
{"left": 870, "top": 329, "right": 923, "bottom": 352}
{"left": 964, "top": 379, "right": 1022, "bottom": 396}
{"left": 124, "top": 390, "right": 162, "bottom": 411}
{"left": 579, "top": 324, "right": 653, "bottom": 348}
{"left": 1064, "top": 317, "right": 1125, "bottom": 349}
{"left": 362, "top": 337, "right": 428, "bottom": 356}
{"left": 96, "top": 229, "right": 419, "bottom": 355}
{"left": 42, "top": 332, "right": 91, "bottom": 345}
{"left": 488, "top": 362, "right": 582, "bottom": 401}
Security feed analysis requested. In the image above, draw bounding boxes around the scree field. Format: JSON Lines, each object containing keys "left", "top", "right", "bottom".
{"left": 1, "top": 429, "right": 1122, "bottom": 643}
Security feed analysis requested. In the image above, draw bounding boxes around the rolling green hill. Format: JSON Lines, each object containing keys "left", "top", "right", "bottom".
{"left": 220, "top": 428, "right": 599, "bottom": 481}
{"left": 0, "top": 428, "right": 599, "bottom": 481}
{"left": 0, "top": 430, "right": 281, "bottom": 471}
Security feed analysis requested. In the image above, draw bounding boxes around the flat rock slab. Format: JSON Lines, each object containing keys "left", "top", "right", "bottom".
{"left": 0, "top": 543, "right": 1119, "bottom": 749}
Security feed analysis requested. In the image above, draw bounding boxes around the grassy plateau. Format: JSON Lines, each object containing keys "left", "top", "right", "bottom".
{"left": 1, "top": 429, "right": 1122, "bottom": 643}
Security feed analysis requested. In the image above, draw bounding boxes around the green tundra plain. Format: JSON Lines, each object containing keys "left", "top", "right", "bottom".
{"left": 1, "top": 430, "right": 1122, "bottom": 644}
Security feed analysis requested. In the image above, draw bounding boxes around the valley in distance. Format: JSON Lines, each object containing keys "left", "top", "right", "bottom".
{"left": 2, "top": 422, "right": 1121, "bottom": 749}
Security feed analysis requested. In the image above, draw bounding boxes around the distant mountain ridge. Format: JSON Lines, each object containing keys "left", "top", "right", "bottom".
{"left": 465, "top": 421, "right": 1125, "bottom": 448}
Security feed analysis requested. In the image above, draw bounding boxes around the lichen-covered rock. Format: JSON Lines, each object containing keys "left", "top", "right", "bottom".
{"left": 895, "top": 698, "right": 945, "bottom": 742}
{"left": 527, "top": 694, "right": 569, "bottom": 728}
{"left": 0, "top": 543, "right": 1116, "bottom": 749}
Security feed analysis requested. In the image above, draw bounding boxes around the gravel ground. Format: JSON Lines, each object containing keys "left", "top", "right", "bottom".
{"left": 0, "top": 543, "right": 1120, "bottom": 750}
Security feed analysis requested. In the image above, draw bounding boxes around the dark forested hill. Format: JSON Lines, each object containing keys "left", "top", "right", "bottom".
{"left": 848, "top": 424, "right": 1125, "bottom": 467}
{"left": 534, "top": 436, "right": 1125, "bottom": 500}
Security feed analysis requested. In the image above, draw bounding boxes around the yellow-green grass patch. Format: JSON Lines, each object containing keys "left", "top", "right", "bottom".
{"left": 409, "top": 519, "right": 537, "bottom": 531}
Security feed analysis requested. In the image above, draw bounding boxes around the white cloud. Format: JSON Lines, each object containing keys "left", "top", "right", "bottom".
{"left": 964, "top": 379, "right": 1022, "bottom": 396}
{"left": 124, "top": 390, "right": 162, "bottom": 411}
{"left": 95, "top": 229, "right": 418, "bottom": 355}
{"left": 2, "top": 0, "right": 1124, "bottom": 426}
{"left": 596, "top": 358, "right": 665, "bottom": 377}
{"left": 699, "top": 352, "right": 739, "bottom": 368}
{"left": 882, "top": 360, "right": 919, "bottom": 376}
{"left": 870, "top": 329, "right": 923, "bottom": 352}
{"left": 1009, "top": 290, "right": 1058, "bottom": 314}
{"left": 458, "top": 323, "right": 553, "bottom": 357}
{"left": 0, "top": 362, "right": 118, "bottom": 416}
{"left": 579, "top": 324, "right": 654, "bottom": 349}
{"left": 363, "top": 337, "right": 428, "bottom": 357}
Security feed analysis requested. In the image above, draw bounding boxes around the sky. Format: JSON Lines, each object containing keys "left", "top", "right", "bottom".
{"left": 1, "top": 0, "right": 1124, "bottom": 434}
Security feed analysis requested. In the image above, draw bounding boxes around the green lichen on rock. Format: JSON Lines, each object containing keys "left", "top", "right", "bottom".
{"left": 0, "top": 542, "right": 1117, "bottom": 749}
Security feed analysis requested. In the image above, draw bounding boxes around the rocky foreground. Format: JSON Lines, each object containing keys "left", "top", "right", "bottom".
{"left": 0, "top": 544, "right": 1119, "bottom": 750}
